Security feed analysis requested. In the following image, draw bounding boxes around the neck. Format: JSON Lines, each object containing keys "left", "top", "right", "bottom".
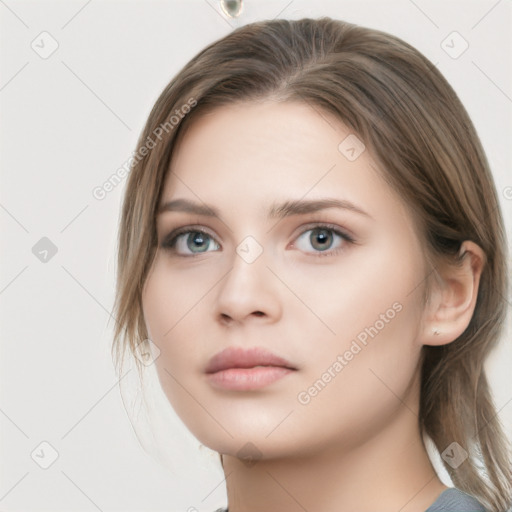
{"left": 221, "top": 404, "right": 448, "bottom": 512}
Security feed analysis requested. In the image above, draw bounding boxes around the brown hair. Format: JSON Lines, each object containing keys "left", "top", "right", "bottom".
{"left": 111, "top": 17, "right": 511, "bottom": 511}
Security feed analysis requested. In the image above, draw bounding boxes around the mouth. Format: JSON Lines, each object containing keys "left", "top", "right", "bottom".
{"left": 205, "top": 346, "right": 297, "bottom": 391}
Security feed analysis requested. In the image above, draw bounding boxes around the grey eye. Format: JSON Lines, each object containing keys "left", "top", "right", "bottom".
{"left": 175, "top": 231, "right": 220, "bottom": 255}
{"left": 295, "top": 228, "right": 344, "bottom": 254}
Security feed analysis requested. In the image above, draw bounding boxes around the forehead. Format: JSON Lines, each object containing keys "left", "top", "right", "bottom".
{"left": 162, "top": 100, "right": 410, "bottom": 226}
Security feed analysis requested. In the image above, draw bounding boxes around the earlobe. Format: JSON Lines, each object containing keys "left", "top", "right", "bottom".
{"left": 421, "top": 240, "right": 485, "bottom": 347}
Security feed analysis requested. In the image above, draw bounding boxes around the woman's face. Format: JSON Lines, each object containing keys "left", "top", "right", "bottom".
{"left": 142, "top": 100, "right": 430, "bottom": 459}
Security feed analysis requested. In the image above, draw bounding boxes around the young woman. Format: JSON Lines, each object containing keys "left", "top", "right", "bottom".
{"left": 112, "top": 17, "right": 511, "bottom": 512}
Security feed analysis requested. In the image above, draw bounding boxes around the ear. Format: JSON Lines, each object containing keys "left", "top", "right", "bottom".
{"left": 420, "top": 240, "right": 486, "bottom": 347}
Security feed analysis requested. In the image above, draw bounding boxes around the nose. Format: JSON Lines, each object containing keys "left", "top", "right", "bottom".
{"left": 213, "top": 244, "right": 282, "bottom": 326}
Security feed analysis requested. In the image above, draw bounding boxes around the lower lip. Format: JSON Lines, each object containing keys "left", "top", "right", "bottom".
{"left": 206, "top": 366, "right": 295, "bottom": 390}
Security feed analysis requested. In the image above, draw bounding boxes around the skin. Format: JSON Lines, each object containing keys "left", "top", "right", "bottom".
{"left": 142, "top": 100, "right": 485, "bottom": 512}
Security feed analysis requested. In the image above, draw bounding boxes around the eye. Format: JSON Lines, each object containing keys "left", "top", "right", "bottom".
{"left": 292, "top": 224, "right": 354, "bottom": 257}
{"left": 161, "top": 227, "right": 220, "bottom": 256}
{"left": 161, "top": 223, "right": 355, "bottom": 258}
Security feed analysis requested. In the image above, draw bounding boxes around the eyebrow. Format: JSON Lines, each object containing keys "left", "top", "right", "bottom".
{"left": 157, "top": 197, "right": 373, "bottom": 220}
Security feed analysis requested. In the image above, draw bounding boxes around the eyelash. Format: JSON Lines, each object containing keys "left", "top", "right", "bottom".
{"left": 160, "top": 223, "right": 355, "bottom": 258}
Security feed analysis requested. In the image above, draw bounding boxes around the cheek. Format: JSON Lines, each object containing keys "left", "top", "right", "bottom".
{"left": 288, "top": 285, "right": 423, "bottom": 453}
{"left": 142, "top": 255, "right": 214, "bottom": 341}
{"left": 142, "top": 265, "right": 190, "bottom": 382}
{"left": 142, "top": 264, "right": 209, "bottom": 430}
{"left": 285, "top": 234, "right": 425, "bottom": 403}
{"left": 281, "top": 234, "right": 423, "bottom": 341}
{"left": 141, "top": 256, "right": 219, "bottom": 382}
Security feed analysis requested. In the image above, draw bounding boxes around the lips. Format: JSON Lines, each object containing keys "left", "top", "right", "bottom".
{"left": 205, "top": 346, "right": 296, "bottom": 374}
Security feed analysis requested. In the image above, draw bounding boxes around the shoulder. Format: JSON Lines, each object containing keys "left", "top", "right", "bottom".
{"left": 425, "top": 487, "right": 488, "bottom": 512}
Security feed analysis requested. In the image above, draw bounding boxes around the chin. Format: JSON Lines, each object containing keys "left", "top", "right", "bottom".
{"left": 187, "top": 416, "right": 316, "bottom": 462}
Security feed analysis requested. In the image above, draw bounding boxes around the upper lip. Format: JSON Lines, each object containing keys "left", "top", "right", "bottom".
{"left": 205, "top": 346, "right": 296, "bottom": 373}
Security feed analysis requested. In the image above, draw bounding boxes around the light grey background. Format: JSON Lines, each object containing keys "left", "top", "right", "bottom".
{"left": 1, "top": 0, "right": 511, "bottom": 510}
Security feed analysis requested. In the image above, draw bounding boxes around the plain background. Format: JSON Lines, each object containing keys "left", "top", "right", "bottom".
{"left": 1, "top": 0, "right": 511, "bottom": 510}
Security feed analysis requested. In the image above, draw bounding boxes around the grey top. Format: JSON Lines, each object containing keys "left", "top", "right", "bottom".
{"left": 425, "top": 487, "right": 487, "bottom": 511}
{"left": 214, "top": 486, "right": 489, "bottom": 512}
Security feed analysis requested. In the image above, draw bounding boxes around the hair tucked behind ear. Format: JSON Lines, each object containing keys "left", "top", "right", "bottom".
{"left": 112, "top": 17, "right": 511, "bottom": 510}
